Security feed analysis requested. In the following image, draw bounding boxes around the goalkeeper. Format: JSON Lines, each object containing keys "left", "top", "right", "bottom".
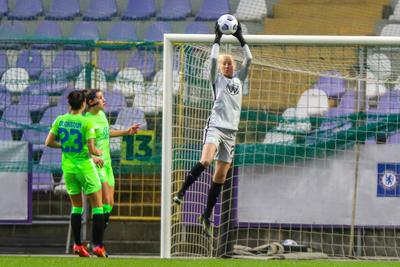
{"left": 173, "top": 20, "right": 252, "bottom": 237}
{"left": 45, "top": 90, "right": 106, "bottom": 257}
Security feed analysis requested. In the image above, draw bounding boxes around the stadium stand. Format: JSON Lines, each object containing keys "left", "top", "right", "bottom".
{"left": 75, "top": 67, "right": 108, "bottom": 91}
{"left": 52, "top": 50, "right": 82, "bottom": 77}
{"left": 375, "top": 90, "right": 400, "bottom": 114}
{"left": 46, "top": 0, "right": 80, "bottom": 20}
{"left": 234, "top": 0, "right": 267, "bottom": 21}
{"left": 32, "top": 20, "right": 63, "bottom": 49}
{"left": 127, "top": 51, "right": 156, "bottom": 80}
{"left": 195, "top": 0, "right": 230, "bottom": 20}
{"left": 114, "top": 107, "right": 147, "bottom": 130}
{"left": 107, "top": 21, "right": 138, "bottom": 41}
{"left": 0, "top": 51, "right": 8, "bottom": 77}
{"left": 0, "top": 21, "right": 27, "bottom": 49}
{"left": 387, "top": 131, "right": 400, "bottom": 143}
{"left": 0, "top": 122, "right": 13, "bottom": 140}
{"left": 8, "top": 0, "right": 43, "bottom": 20}
{"left": 16, "top": 50, "right": 44, "bottom": 79}
{"left": 144, "top": 21, "right": 173, "bottom": 42}
{"left": 39, "top": 69, "right": 69, "bottom": 95}
{"left": 0, "top": 0, "right": 7, "bottom": 16}
{"left": 83, "top": 0, "right": 117, "bottom": 21}
{"left": 326, "top": 91, "right": 356, "bottom": 117}
{"left": 103, "top": 90, "right": 127, "bottom": 115}
{"left": 32, "top": 169, "right": 54, "bottom": 192}
{"left": 113, "top": 67, "right": 145, "bottom": 97}
{"left": 380, "top": 24, "right": 400, "bottom": 35}
{"left": 67, "top": 21, "right": 100, "bottom": 48}
{"left": 39, "top": 105, "right": 64, "bottom": 126}
{"left": 157, "top": 0, "right": 192, "bottom": 20}
{"left": 97, "top": 49, "right": 120, "bottom": 78}
{"left": 1, "top": 104, "right": 32, "bottom": 129}
{"left": 19, "top": 84, "right": 50, "bottom": 113}
{"left": 0, "top": 86, "right": 11, "bottom": 111}
{"left": 367, "top": 53, "right": 391, "bottom": 80}
{"left": 314, "top": 70, "right": 346, "bottom": 97}
{"left": 184, "top": 21, "right": 210, "bottom": 33}
{"left": 121, "top": 0, "right": 156, "bottom": 20}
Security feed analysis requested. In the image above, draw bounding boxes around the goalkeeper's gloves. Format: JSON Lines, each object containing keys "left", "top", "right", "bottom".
{"left": 214, "top": 22, "right": 223, "bottom": 45}
{"left": 233, "top": 21, "right": 246, "bottom": 47}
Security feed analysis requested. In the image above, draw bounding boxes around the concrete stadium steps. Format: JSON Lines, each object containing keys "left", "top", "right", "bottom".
{"left": 264, "top": 0, "right": 390, "bottom": 35}
{"left": 0, "top": 221, "right": 160, "bottom": 255}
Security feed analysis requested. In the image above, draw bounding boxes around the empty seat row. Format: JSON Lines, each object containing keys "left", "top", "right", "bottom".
{"left": 0, "top": 20, "right": 212, "bottom": 44}
{"left": 0, "top": 0, "right": 256, "bottom": 21}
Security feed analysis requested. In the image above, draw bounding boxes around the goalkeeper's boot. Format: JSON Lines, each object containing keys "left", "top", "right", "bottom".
{"left": 173, "top": 193, "right": 184, "bottom": 205}
{"left": 73, "top": 244, "right": 91, "bottom": 257}
{"left": 199, "top": 215, "right": 212, "bottom": 238}
{"left": 92, "top": 245, "right": 108, "bottom": 258}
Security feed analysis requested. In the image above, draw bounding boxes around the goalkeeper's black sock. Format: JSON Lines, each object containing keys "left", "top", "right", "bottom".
{"left": 178, "top": 162, "right": 206, "bottom": 196}
{"left": 92, "top": 207, "right": 105, "bottom": 247}
{"left": 203, "top": 182, "right": 223, "bottom": 219}
{"left": 70, "top": 213, "right": 82, "bottom": 245}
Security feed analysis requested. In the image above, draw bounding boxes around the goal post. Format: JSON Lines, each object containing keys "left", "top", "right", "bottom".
{"left": 162, "top": 34, "right": 400, "bottom": 259}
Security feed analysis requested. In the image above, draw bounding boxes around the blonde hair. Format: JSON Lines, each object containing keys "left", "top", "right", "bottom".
{"left": 218, "top": 54, "right": 236, "bottom": 70}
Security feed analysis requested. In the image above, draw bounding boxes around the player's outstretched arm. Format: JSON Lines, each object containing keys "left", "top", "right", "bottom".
{"left": 45, "top": 133, "right": 61, "bottom": 148}
{"left": 233, "top": 21, "right": 253, "bottom": 81}
{"left": 110, "top": 123, "right": 140, "bottom": 137}
{"left": 209, "top": 22, "right": 222, "bottom": 84}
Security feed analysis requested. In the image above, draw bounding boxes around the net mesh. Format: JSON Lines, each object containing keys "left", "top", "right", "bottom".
{"left": 169, "top": 41, "right": 400, "bottom": 258}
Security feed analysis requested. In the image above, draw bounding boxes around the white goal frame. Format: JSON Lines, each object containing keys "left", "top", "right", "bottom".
{"left": 161, "top": 34, "right": 400, "bottom": 258}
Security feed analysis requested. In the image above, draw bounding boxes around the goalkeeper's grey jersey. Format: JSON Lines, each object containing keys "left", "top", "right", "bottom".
{"left": 207, "top": 44, "right": 252, "bottom": 131}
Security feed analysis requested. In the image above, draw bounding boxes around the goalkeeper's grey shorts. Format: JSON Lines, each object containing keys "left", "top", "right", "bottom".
{"left": 203, "top": 126, "right": 237, "bottom": 163}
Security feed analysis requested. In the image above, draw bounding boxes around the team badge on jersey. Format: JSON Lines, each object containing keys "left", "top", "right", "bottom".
{"left": 225, "top": 78, "right": 240, "bottom": 95}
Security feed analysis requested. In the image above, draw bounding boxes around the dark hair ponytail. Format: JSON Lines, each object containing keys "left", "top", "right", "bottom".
{"left": 68, "top": 90, "right": 85, "bottom": 110}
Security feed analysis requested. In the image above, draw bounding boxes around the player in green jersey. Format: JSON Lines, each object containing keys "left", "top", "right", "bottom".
{"left": 84, "top": 89, "right": 140, "bottom": 232}
{"left": 45, "top": 90, "right": 107, "bottom": 258}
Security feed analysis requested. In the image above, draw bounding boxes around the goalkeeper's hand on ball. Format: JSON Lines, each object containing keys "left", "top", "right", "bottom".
{"left": 214, "top": 22, "right": 223, "bottom": 45}
{"left": 233, "top": 21, "right": 246, "bottom": 47}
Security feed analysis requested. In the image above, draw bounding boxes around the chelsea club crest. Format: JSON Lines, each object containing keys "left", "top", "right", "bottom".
{"left": 380, "top": 170, "right": 398, "bottom": 189}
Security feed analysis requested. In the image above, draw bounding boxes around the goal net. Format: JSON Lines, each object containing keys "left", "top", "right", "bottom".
{"left": 161, "top": 35, "right": 400, "bottom": 259}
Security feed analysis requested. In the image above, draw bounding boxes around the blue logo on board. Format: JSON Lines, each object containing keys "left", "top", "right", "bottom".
{"left": 377, "top": 163, "right": 400, "bottom": 197}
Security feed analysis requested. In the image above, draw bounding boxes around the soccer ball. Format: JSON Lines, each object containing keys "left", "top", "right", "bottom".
{"left": 217, "top": 14, "right": 238, "bottom": 35}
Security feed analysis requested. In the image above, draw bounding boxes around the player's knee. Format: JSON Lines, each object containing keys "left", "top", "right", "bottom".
{"left": 200, "top": 159, "right": 212, "bottom": 168}
{"left": 213, "top": 174, "right": 226, "bottom": 184}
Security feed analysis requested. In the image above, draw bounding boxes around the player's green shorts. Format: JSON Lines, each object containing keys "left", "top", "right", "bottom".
{"left": 97, "top": 162, "right": 115, "bottom": 187}
{"left": 63, "top": 159, "right": 102, "bottom": 195}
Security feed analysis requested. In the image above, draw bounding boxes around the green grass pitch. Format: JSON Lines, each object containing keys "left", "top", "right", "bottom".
{"left": 2, "top": 256, "right": 400, "bottom": 267}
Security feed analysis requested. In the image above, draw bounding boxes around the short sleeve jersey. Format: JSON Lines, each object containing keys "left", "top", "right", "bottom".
{"left": 85, "top": 110, "right": 111, "bottom": 164}
{"left": 50, "top": 113, "right": 96, "bottom": 173}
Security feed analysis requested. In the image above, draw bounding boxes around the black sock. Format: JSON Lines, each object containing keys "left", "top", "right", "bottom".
{"left": 104, "top": 212, "right": 110, "bottom": 229}
{"left": 71, "top": 213, "right": 82, "bottom": 245}
{"left": 203, "top": 182, "right": 223, "bottom": 219}
{"left": 92, "top": 214, "right": 105, "bottom": 247}
{"left": 178, "top": 162, "right": 206, "bottom": 196}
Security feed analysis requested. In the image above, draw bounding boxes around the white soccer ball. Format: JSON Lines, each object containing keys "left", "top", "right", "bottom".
{"left": 217, "top": 14, "right": 238, "bottom": 35}
{"left": 282, "top": 239, "right": 298, "bottom": 246}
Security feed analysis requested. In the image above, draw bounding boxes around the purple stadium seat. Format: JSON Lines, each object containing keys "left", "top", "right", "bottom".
{"left": 195, "top": 0, "right": 230, "bottom": 20}
{"left": 103, "top": 90, "right": 127, "bottom": 114}
{"left": 0, "top": 21, "right": 27, "bottom": 49}
{"left": 98, "top": 50, "right": 119, "bottom": 78}
{"left": 114, "top": 107, "right": 147, "bottom": 130}
{"left": 52, "top": 50, "right": 82, "bottom": 77}
{"left": 56, "top": 86, "right": 74, "bottom": 107}
{"left": 83, "top": 0, "right": 117, "bottom": 20}
{"left": 107, "top": 21, "right": 138, "bottom": 41}
{"left": 0, "top": 0, "right": 8, "bottom": 16}
{"left": 40, "top": 146, "right": 62, "bottom": 171}
{"left": 1, "top": 105, "right": 32, "bottom": 129}
{"left": 0, "top": 121, "right": 12, "bottom": 140}
{"left": 8, "top": 0, "right": 43, "bottom": 20}
{"left": 387, "top": 132, "right": 400, "bottom": 144}
{"left": 0, "top": 51, "right": 8, "bottom": 77}
{"left": 185, "top": 22, "right": 210, "bottom": 34}
{"left": 16, "top": 50, "right": 44, "bottom": 79}
{"left": 32, "top": 20, "right": 63, "bottom": 49}
{"left": 32, "top": 169, "right": 54, "bottom": 192}
{"left": 144, "top": 21, "right": 173, "bottom": 42}
{"left": 39, "top": 69, "right": 69, "bottom": 95}
{"left": 19, "top": 84, "right": 50, "bottom": 112}
{"left": 22, "top": 126, "right": 49, "bottom": 151}
{"left": 121, "top": 0, "right": 156, "bottom": 20}
{"left": 126, "top": 50, "right": 156, "bottom": 80}
{"left": 376, "top": 90, "right": 400, "bottom": 114}
{"left": 0, "top": 86, "right": 12, "bottom": 111}
{"left": 67, "top": 21, "right": 100, "bottom": 49}
{"left": 315, "top": 70, "right": 346, "bottom": 97}
{"left": 157, "top": 0, "right": 191, "bottom": 20}
{"left": 46, "top": 0, "right": 80, "bottom": 20}
{"left": 39, "top": 105, "right": 65, "bottom": 126}
{"left": 326, "top": 91, "right": 356, "bottom": 117}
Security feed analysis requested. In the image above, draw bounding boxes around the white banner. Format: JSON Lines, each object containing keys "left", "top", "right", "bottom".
{"left": 238, "top": 144, "right": 400, "bottom": 226}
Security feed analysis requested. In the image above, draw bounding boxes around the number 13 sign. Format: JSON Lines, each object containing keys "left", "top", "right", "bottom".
{"left": 121, "top": 130, "right": 155, "bottom": 165}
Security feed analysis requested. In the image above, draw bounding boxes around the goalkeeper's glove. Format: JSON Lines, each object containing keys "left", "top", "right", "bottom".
{"left": 214, "top": 22, "right": 223, "bottom": 45}
{"left": 233, "top": 21, "right": 246, "bottom": 47}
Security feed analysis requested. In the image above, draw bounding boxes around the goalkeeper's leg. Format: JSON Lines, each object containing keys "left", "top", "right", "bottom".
{"left": 174, "top": 144, "right": 217, "bottom": 204}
